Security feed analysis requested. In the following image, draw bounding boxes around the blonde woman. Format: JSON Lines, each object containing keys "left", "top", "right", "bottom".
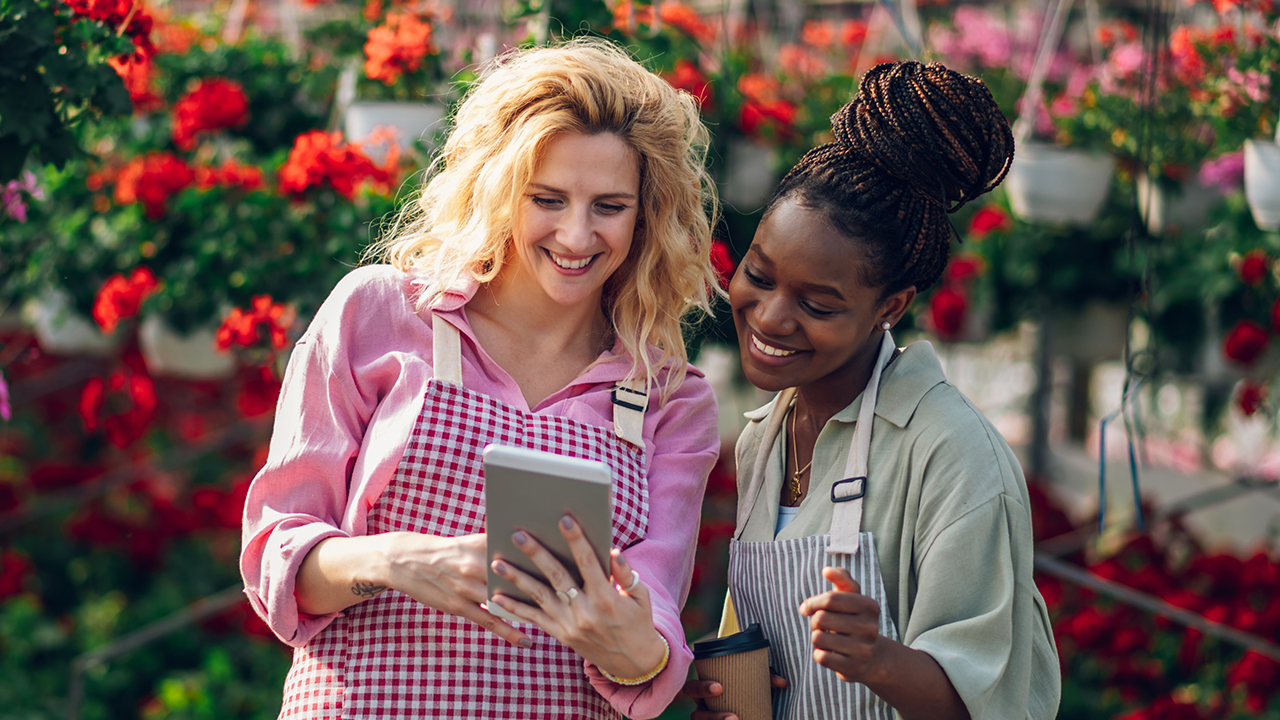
{"left": 240, "top": 39, "right": 721, "bottom": 719}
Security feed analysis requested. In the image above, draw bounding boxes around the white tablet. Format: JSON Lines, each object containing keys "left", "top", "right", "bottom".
{"left": 483, "top": 443, "right": 614, "bottom": 622}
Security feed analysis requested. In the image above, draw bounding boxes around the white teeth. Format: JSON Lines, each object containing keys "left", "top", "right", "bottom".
{"left": 549, "top": 250, "right": 593, "bottom": 270}
{"left": 751, "top": 334, "right": 796, "bottom": 357}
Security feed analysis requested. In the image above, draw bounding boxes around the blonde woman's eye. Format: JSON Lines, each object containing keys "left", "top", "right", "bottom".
{"left": 532, "top": 196, "right": 562, "bottom": 208}
{"left": 597, "top": 202, "right": 626, "bottom": 214}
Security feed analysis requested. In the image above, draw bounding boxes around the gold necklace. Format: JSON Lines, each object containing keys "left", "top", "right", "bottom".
{"left": 784, "top": 406, "right": 812, "bottom": 507}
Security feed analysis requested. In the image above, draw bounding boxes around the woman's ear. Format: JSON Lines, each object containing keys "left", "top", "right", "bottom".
{"left": 880, "top": 286, "right": 917, "bottom": 328}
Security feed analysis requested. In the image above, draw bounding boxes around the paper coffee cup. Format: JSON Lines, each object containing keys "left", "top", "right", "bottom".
{"left": 692, "top": 623, "right": 772, "bottom": 720}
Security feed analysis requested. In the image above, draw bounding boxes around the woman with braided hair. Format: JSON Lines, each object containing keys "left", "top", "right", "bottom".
{"left": 684, "top": 61, "right": 1060, "bottom": 720}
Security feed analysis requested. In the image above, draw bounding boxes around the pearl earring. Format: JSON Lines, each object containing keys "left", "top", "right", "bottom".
{"left": 881, "top": 321, "right": 891, "bottom": 331}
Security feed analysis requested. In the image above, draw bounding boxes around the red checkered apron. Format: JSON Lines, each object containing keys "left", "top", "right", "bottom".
{"left": 279, "top": 319, "right": 649, "bottom": 719}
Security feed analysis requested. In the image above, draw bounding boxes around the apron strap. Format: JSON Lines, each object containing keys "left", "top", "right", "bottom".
{"left": 611, "top": 377, "right": 649, "bottom": 448}
{"left": 431, "top": 313, "right": 464, "bottom": 386}
{"left": 734, "top": 387, "right": 796, "bottom": 539}
{"left": 431, "top": 312, "right": 647, "bottom": 445}
{"left": 827, "top": 331, "right": 896, "bottom": 556}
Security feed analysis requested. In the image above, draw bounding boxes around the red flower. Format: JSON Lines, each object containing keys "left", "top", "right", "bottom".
{"left": 278, "top": 131, "right": 394, "bottom": 199}
{"left": 215, "top": 295, "right": 293, "bottom": 351}
{"left": 968, "top": 206, "right": 1012, "bottom": 239}
{"left": 1238, "top": 380, "right": 1267, "bottom": 416}
{"left": 61, "top": 0, "right": 155, "bottom": 55}
{"left": 78, "top": 366, "right": 157, "bottom": 448}
{"left": 0, "top": 549, "right": 32, "bottom": 599}
{"left": 929, "top": 287, "right": 968, "bottom": 339}
{"left": 946, "top": 254, "right": 985, "bottom": 285}
{"left": 709, "top": 240, "right": 736, "bottom": 289}
{"left": 1224, "top": 320, "right": 1269, "bottom": 365}
{"left": 171, "top": 78, "right": 249, "bottom": 150}
{"left": 1239, "top": 249, "right": 1270, "bottom": 286}
{"left": 663, "top": 59, "right": 712, "bottom": 109}
{"left": 738, "top": 99, "right": 798, "bottom": 139}
{"left": 364, "top": 12, "right": 437, "bottom": 85}
{"left": 610, "top": 2, "right": 715, "bottom": 42}
{"left": 108, "top": 53, "right": 162, "bottom": 114}
{"left": 195, "top": 161, "right": 264, "bottom": 191}
{"left": 114, "top": 152, "right": 194, "bottom": 219}
{"left": 92, "top": 266, "right": 160, "bottom": 333}
{"left": 840, "top": 19, "right": 868, "bottom": 47}
{"left": 237, "top": 365, "right": 281, "bottom": 418}
{"left": 1227, "top": 651, "right": 1280, "bottom": 713}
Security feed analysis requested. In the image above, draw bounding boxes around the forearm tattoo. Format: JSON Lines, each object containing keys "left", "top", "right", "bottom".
{"left": 351, "top": 582, "right": 387, "bottom": 599}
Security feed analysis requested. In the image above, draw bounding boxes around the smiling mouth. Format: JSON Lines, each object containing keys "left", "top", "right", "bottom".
{"left": 751, "top": 333, "right": 797, "bottom": 357}
{"left": 547, "top": 249, "right": 596, "bottom": 270}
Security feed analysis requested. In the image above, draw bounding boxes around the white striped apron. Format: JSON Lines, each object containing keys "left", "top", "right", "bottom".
{"left": 728, "top": 332, "right": 900, "bottom": 720}
{"left": 278, "top": 315, "right": 651, "bottom": 719}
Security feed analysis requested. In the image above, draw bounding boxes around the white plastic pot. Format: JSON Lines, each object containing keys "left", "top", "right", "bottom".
{"left": 1005, "top": 143, "right": 1116, "bottom": 226}
{"left": 344, "top": 101, "right": 446, "bottom": 152}
{"left": 1137, "top": 170, "right": 1221, "bottom": 235}
{"left": 1244, "top": 139, "right": 1280, "bottom": 231}
{"left": 719, "top": 138, "right": 778, "bottom": 210}
{"left": 24, "top": 291, "right": 119, "bottom": 357}
{"left": 138, "top": 315, "right": 235, "bottom": 380}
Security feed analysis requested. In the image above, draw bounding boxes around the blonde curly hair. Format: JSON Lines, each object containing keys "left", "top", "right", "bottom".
{"left": 370, "top": 37, "right": 721, "bottom": 401}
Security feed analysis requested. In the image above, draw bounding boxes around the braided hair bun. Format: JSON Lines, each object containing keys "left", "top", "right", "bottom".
{"left": 769, "top": 61, "right": 1014, "bottom": 294}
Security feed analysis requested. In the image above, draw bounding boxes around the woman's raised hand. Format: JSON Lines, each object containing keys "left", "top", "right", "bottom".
{"left": 488, "top": 515, "right": 668, "bottom": 680}
{"left": 375, "top": 531, "right": 531, "bottom": 647}
{"left": 798, "top": 566, "right": 886, "bottom": 684}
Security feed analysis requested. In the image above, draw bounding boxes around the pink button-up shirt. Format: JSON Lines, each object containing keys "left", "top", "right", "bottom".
{"left": 240, "top": 265, "right": 719, "bottom": 718}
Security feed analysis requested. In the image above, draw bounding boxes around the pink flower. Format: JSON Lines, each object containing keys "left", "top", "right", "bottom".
{"left": 0, "top": 370, "right": 9, "bottom": 421}
{"left": 1199, "top": 151, "right": 1245, "bottom": 194}
{"left": 1227, "top": 66, "right": 1271, "bottom": 103}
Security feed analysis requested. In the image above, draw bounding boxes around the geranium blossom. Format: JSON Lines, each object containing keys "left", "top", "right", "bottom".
{"left": 78, "top": 365, "right": 158, "bottom": 448}
{"left": 709, "top": 240, "right": 735, "bottom": 288}
{"left": 1237, "top": 380, "right": 1267, "bottom": 416}
{"left": 61, "top": 0, "right": 155, "bottom": 55}
{"left": 1223, "top": 319, "right": 1268, "bottom": 365}
{"left": 0, "top": 370, "right": 9, "bottom": 421}
{"left": 946, "top": 254, "right": 985, "bottom": 284}
{"left": 929, "top": 286, "right": 968, "bottom": 339}
{"left": 277, "top": 130, "right": 396, "bottom": 198}
{"left": 92, "top": 266, "right": 160, "bottom": 333}
{"left": 968, "top": 205, "right": 1012, "bottom": 239}
{"left": 663, "top": 59, "right": 712, "bottom": 108}
{"left": 171, "top": 78, "right": 249, "bottom": 150}
{"left": 1238, "top": 249, "right": 1270, "bottom": 286}
{"left": 215, "top": 295, "right": 293, "bottom": 351}
{"left": 108, "top": 53, "right": 163, "bottom": 114}
{"left": 1199, "top": 151, "right": 1245, "bottom": 193}
{"left": 611, "top": 2, "right": 715, "bottom": 43}
{"left": 114, "top": 151, "right": 194, "bottom": 218}
{"left": 2, "top": 171, "right": 45, "bottom": 223}
{"left": 364, "top": 12, "right": 437, "bottom": 85}
{"left": 195, "top": 161, "right": 264, "bottom": 191}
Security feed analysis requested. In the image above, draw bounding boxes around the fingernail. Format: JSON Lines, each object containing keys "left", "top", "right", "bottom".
{"left": 710, "top": 682, "right": 722, "bottom": 694}
{"left": 512, "top": 530, "right": 528, "bottom": 545}
{"left": 615, "top": 551, "right": 629, "bottom": 568}
{"left": 560, "top": 515, "right": 575, "bottom": 530}
{"left": 493, "top": 560, "right": 508, "bottom": 575}
{"left": 518, "top": 637, "right": 533, "bottom": 649}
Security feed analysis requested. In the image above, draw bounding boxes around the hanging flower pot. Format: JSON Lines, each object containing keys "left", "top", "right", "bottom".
{"left": 344, "top": 101, "right": 446, "bottom": 153}
{"left": 138, "top": 315, "right": 235, "bottom": 380}
{"left": 24, "top": 290, "right": 120, "bottom": 357}
{"left": 719, "top": 138, "right": 778, "bottom": 210}
{"left": 1004, "top": 142, "right": 1116, "bottom": 226}
{"left": 1136, "top": 170, "right": 1220, "bottom": 235}
{"left": 1244, "top": 139, "right": 1280, "bottom": 231}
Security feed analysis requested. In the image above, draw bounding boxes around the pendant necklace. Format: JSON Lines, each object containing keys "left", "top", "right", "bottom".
{"left": 784, "top": 405, "right": 812, "bottom": 507}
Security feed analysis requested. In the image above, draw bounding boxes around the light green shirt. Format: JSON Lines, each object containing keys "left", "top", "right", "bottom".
{"left": 730, "top": 341, "right": 1061, "bottom": 720}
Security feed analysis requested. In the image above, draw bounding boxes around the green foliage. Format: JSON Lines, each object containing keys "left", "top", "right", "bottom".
{"left": 0, "top": 0, "right": 135, "bottom": 182}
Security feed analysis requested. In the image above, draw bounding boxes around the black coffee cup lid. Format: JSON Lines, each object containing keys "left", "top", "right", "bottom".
{"left": 692, "top": 623, "right": 769, "bottom": 659}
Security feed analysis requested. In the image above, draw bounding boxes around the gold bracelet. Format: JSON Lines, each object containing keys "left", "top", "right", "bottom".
{"left": 600, "top": 634, "right": 670, "bottom": 686}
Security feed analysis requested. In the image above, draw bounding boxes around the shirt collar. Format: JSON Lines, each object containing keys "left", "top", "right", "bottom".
{"left": 742, "top": 340, "right": 946, "bottom": 428}
{"left": 421, "top": 272, "right": 703, "bottom": 386}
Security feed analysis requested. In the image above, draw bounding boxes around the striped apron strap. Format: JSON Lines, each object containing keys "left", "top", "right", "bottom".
{"left": 827, "top": 332, "right": 895, "bottom": 556}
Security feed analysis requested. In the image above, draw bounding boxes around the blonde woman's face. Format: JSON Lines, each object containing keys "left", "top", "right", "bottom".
{"left": 508, "top": 131, "right": 640, "bottom": 312}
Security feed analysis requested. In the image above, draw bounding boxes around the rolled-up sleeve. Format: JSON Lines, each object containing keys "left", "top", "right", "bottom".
{"left": 239, "top": 271, "right": 394, "bottom": 646}
{"left": 586, "top": 373, "right": 720, "bottom": 719}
